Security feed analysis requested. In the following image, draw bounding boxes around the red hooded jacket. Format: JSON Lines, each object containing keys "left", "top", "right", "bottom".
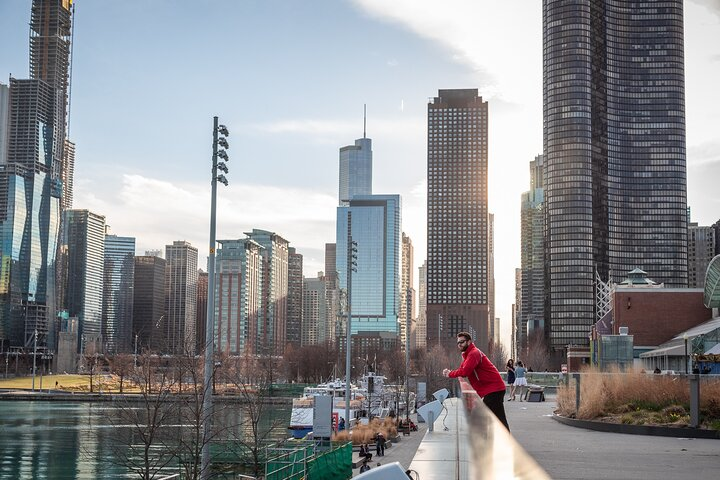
{"left": 448, "top": 342, "right": 506, "bottom": 397}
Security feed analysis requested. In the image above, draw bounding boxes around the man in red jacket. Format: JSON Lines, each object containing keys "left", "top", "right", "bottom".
{"left": 443, "top": 332, "right": 509, "bottom": 430}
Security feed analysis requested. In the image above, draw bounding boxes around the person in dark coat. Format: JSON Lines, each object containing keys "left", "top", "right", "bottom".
{"left": 375, "top": 432, "right": 386, "bottom": 456}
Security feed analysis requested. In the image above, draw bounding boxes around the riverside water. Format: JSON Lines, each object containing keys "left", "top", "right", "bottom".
{"left": 0, "top": 400, "right": 291, "bottom": 479}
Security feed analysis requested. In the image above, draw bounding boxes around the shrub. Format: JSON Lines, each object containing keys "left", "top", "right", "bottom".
{"left": 556, "top": 367, "right": 720, "bottom": 429}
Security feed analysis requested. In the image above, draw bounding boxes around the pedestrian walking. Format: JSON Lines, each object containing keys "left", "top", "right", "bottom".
{"left": 443, "top": 332, "right": 509, "bottom": 430}
{"left": 375, "top": 432, "right": 386, "bottom": 456}
{"left": 510, "top": 361, "right": 528, "bottom": 401}
{"left": 506, "top": 359, "right": 515, "bottom": 399}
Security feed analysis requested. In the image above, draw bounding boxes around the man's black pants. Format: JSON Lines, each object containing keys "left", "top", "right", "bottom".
{"left": 483, "top": 389, "right": 510, "bottom": 431}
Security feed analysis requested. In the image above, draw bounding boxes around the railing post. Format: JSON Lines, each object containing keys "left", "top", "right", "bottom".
{"left": 574, "top": 373, "right": 581, "bottom": 416}
{"left": 689, "top": 374, "right": 700, "bottom": 428}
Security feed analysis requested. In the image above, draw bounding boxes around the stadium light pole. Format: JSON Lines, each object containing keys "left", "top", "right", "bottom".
{"left": 201, "top": 116, "right": 229, "bottom": 480}
{"left": 344, "top": 212, "right": 357, "bottom": 428}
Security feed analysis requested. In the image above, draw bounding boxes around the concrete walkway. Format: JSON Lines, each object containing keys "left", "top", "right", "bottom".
{"left": 351, "top": 416, "right": 428, "bottom": 477}
{"left": 506, "top": 395, "right": 719, "bottom": 479}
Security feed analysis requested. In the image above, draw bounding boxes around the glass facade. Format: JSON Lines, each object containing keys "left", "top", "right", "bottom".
{"left": 336, "top": 194, "right": 401, "bottom": 335}
{"left": 339, "top": 138, "right": 372, "bottom": 206}
{"left": 102, "top": 234, "right": 135, "bottom": 353}
{"left": 543, "top": 0, "right": 688, "bottom": 350}
{"left": 426, "top": 89, "right": 490, "bottom": 349}
{"left": 214, "top": 238, "right": 262, "bottom": 356}
{"left": 63, "top": 210, "right": 105, "bottom": 352}
{"left": 0, "top": 0, "right": 73, "bottom": 352}
{"left": 519, "top": 155, "right": 545, "bottom": 352}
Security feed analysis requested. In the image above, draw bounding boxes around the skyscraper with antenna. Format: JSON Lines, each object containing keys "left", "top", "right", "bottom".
{"left": 335, "top": 107, "right": 402, "bottom": 359}
{"left": 338, "top": 105, "right": 372, "bottom": 206}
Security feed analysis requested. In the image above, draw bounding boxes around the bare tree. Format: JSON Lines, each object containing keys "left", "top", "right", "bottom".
{"left": 487, "top": 341, "right": 509, "bottom": 371}
{"left": 423, "top": 344, "right": 452, "bottom": 398}
{"left": 219, "top": 351, "right": 288, "bottom": 478}
{"left": 108, "top": 353, "right": 134, "bottom": 393}
{"left": 524, "top": 329, "right": 551, "bottom": 372}
{"left": 380, "top": 349, "right": 406, "bottom": 383}
{"left": 102, "top": 351, "right": 181, "bottom": 479}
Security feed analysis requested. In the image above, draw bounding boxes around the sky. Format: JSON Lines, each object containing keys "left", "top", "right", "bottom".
{"left": 1, "top": 0, "right": 719, "bottom": 349}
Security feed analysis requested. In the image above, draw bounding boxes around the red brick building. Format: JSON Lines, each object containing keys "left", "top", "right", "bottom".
{"left": 611, "top": 288, "right": 712, "bottom": 348}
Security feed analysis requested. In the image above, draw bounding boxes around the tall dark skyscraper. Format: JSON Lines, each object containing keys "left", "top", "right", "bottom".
{"left": 133, "top": 255, "right": 167, "bottom": 352}
{"left": 426, "top": 89, "right": 490, "bottom": 350}
{"left": 0, "top": 0, "right": 74, "bottom": 351}
{"left": 286, "top": 247, "right": 303, "bottom": 348}
{"left": 543, "top": 1, "right": 688, "bottom": 351}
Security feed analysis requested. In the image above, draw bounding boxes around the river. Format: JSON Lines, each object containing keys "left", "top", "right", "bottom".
{"left": 0, "top": 400, "right": 291, "bottom": 479}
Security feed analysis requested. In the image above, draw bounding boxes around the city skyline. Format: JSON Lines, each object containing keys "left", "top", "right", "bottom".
{"left": 2, "top": 1, "right": 719, "bottom": 348}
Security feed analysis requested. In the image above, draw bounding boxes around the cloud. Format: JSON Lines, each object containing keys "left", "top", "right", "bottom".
{"left": 74, "top": 174, "right": 337, "bottom": 275}
{"left": 688, "top": 140, "right": 720, "bottom": 167}
{"left": 248, "top": 115, "right": 425, "bottom": 142}
{"left": 691, "top": 0, "right": 720, "bottom": 15}
{"left": 351, "top": 0, "right": 541, "bottom": 105}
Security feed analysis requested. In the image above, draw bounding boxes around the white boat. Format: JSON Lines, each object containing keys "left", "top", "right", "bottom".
{"left": 288, "top": 371, "right": 415, "bottom": 438}
{"left": 287, "top": 378, "right": 364, "bottom": 439}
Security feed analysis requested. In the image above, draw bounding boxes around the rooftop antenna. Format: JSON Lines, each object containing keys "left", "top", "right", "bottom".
{"left": 363, "top": 104, "right": 366, "bottom": 138}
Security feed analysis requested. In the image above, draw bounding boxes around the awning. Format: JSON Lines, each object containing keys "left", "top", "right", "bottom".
{"left": 639, "top": 343, "right": 685, "bottom": 358}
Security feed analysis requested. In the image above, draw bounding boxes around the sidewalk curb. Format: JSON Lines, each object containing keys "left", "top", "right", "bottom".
{"left": 552, "top": 414, "right": 720, "bottom": 439}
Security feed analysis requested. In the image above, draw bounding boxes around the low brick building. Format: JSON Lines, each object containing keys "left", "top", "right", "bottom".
{"left": 611, "top": 288, "right": 712, "bottom": 348}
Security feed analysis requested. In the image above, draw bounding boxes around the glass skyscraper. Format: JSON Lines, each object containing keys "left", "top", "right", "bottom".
{"left": 543, "top": 0, "right": 688, "bottom": 351}
{"left": 336, "top": 194, "right": 401, "bottom": 335}
{"left": 0, "top": 0, "right": 73, "bottom": 351}
{"left": 63, "top": 210, "right": 105, "bottom": 353}
{"left": 519, "top": 155, "right": 544, "bottom": 353}
{"left": 339, "top": 137, "right": 372, "bottom": 206}
{"left": 102, "top": 234, "right": 135, "bottom": 353}
{"left": 426, "top": 89, "right": 490, "bottom": 350}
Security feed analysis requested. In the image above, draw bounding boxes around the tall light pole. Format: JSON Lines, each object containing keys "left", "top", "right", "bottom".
{"left": 33, "top": 328, "right": 37, "bottom": 392}
{"left": 201, "top": 116, "right": 229, "bottom": 480}
{"left": 683, "top": 332, "right": 689, "bottom": 375}
{"left": 345, "top": 212, "right": 357, "bottom": 427}
{"left": 405, "top": 287, "right": 411, "bottom": 423}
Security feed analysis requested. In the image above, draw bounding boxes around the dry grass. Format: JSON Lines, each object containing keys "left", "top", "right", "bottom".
{"left": 556, "top": 367, "right": 720, "bottom": 429}
{"left": 332, "top": 417, "right": 398, "bottom": 444}
{"left": 0, "top": 374, "right": 141, "bottom": 393}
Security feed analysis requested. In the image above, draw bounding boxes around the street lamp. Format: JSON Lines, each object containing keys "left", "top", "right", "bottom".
{"left": 683, "top": 333, "right": 689, "bottom": 375}
{"left": 201, "top": 116, "right": 229, "bottom": 480}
